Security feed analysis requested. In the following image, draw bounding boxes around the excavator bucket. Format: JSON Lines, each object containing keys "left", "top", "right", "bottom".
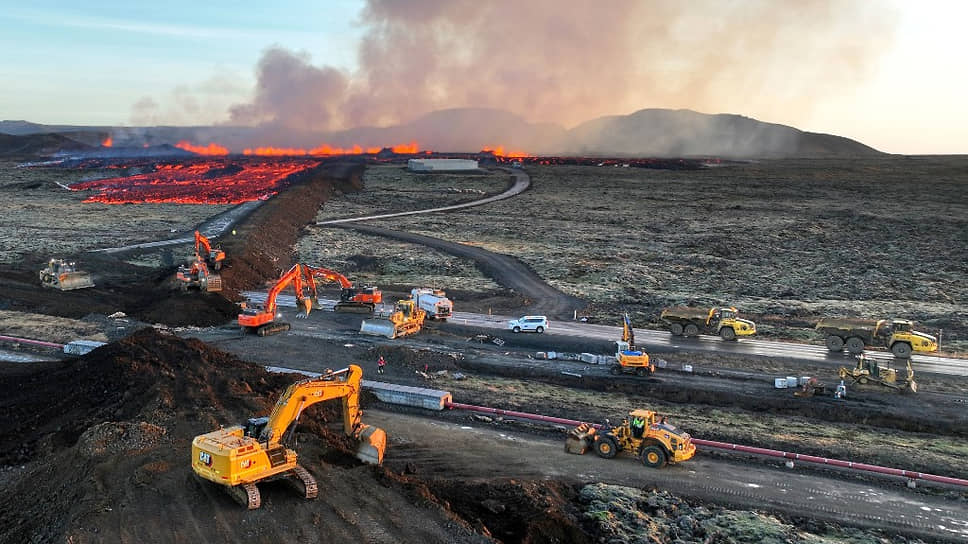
{"left": 201, "top": 274, "right": 222, "bottom": 292}
{"left": 355, "top": 425, "right": 387, "bottom": 465}
{"left": 55, "top": 271, "right": 95, "bottom": 291}
{"left": 360, "top": 319, "right": 397, "bottom": 339}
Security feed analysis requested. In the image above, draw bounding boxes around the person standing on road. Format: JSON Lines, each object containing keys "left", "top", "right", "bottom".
{"left": 378, "top": 356, "right": 386, "bottom": 374}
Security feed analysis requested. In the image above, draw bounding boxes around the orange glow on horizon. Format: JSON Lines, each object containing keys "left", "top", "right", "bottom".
{"left": 175, "top": 141, "right": 229, "bottom": 156}
{"left": 101, "top": 136, "right": 113, "bottom": 147}
{"left": 481, "top": 145, "right": 530, "bottom": 158}
{"left": 391, "top": 141, "right": 419, "bottom": 154}
{"left": 242, "top": 141, "right": 421, "bottom": 156}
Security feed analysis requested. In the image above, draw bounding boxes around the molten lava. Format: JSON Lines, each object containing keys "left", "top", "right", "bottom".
{"left": 391, "top": 141, "right": 419, "bottom": 154}
{"left": 175, "top": 141, "right": 230, "bottom": 156}
{"left": 481, "top": 145, "right": 530, "bottom": 158}
{"left": 69, "top": 158, "right": 316, "bottom": 204}
{"left": 101, "top": 136, "right": 113, "bottom": 147}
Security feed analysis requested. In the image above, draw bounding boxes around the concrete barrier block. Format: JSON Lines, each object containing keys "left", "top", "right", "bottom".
{"left": 362, "top": 380, "right": 453, "bottom": 411}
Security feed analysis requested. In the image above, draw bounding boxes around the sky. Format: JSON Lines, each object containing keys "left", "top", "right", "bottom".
{"left": 0, "top": 0, "right": 965, "bottom": 154}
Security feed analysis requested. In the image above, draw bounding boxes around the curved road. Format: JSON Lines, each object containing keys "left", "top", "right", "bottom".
{"left": 318, "top": 168, "right": 584, "bottom": 318}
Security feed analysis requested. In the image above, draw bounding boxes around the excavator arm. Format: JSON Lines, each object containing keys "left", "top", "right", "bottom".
{"left": 260, "top": 366, "right": 365, "bottom": 445}
{"left": 238, "top": 264, "right": 311, "bottom": 333}
{"left": 622, "top": 313, "right": 635, "bottom": 348}
{"left": 194, "top": 230, "right": 225, "bottom": 268}
{"left": 302, "top": 265, "right": 353, "bottom": 289}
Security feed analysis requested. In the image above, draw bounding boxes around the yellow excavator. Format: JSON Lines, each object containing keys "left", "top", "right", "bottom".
{"left": 611, "top": 313, "right": 654, "bottom": 376}
{"left": 191, "top": 365, "right": 387, "bottom": 509}
{"left": 360, "top": 299, "right": 426, "bottom": 339}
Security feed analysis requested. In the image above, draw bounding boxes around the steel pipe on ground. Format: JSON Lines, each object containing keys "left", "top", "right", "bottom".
{"left": 0, "top": 335, "right": 64, "bottom": 349}
{"left": 444, "top": 401, "right": 968, "bottom": 488}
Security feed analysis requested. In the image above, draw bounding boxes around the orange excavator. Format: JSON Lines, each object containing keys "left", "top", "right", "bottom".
{"left": 238, "top": 264, "right": 313, "bottom": 336}
{"left": 300, "top": 265, "right": 382, "bottom": 313}
{"left": 194, "top": 230, "right": 226, "bottom": 271}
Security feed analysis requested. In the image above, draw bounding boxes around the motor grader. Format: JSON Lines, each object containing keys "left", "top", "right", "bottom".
{"left": 360, "top": 299, "right": 425, "bottom": 339}
{"left": 566, "top": 409, "right": 695, "bottom": 468}
{"left": 191, "top": 365, "right": 386, "bottom": 509}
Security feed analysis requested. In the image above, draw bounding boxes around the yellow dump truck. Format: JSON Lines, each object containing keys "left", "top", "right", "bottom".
{"left": 660, "top": 306, "right": 755, "bottom": 340}
{"left": 816, "top": 317, "right": 937, "bottom": 358}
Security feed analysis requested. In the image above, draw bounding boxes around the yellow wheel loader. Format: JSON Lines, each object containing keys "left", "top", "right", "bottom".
{"left": 191, "top": 365, "right": 387, "bottom": 509}
{"left": 360, "top": 299, "right": 426, "bottom": 339}
{"left": 39, "top": 258, "right": 95, "bottom": 290}
{"left": 566, "top": 409, "right": 695, "bottom": 468}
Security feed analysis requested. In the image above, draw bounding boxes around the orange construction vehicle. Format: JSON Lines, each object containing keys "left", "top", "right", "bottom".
{"left": 300, "top": 265, "right": 382, "bottom": 313}
{"left": 176, "top": 258, "right": 222, "bottom": 292}
{"left": 194, "top": 230, "right": 226, "bottom": 270}
{"left": 238, "top": 264, "right": 313, "bottom": 336}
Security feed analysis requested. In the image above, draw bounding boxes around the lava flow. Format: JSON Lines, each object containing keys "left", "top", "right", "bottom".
{"left": 174, "top": 141, "right": 230, "bottom": 156}
{"left": 481, "top": 145, "right": 530, "bottom": 158}
{"left": 69, "top": 158, "right": 316, "bottom": 204}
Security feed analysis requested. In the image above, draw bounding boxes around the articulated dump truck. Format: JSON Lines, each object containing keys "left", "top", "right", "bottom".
{"left": 660, "top": 306, "right": 756, "bottom": 340}
{"left": 816, "top": 317, "right": 937, "bottom": 358}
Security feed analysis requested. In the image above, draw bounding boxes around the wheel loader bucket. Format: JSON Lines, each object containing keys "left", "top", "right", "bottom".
{"left": 360, "top": 319, "right": 397, "bottom": 339}
{"left": 565, "top": 424, "right": 596, "bottom": 455}
{"left": 355, "top": 425, "right": 387, "bottom": 465}
{"left": 55, "top": 272, "right": 95, "bottom": 291}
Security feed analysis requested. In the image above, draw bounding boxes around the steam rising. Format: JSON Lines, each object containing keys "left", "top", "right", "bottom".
{"left": 228, "top": 0, "right": 896, "bottom": 134}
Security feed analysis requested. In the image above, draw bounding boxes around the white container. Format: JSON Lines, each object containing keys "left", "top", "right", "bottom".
{"left": 799, "top": 376, "right": 811, "bottom": 386}
{"left": 63, "top": 340, "right": 107, "bottom": 356}
{"left": 682, "top": 364, "right": 693, "bottom": 373}
{"left": 786, "top": 376, "right": 799, "bottom": 388}
{"left": 535, "top": 352, "right": 548, "bottom": 360}
{"left": 547, "top": 351, "right": 557, "bottom": 360}
{"left": 774, "top": 378, "right": 788, "bottom": 388}
{"left": 580, "top": 353, "right": 598, "bottom": 363}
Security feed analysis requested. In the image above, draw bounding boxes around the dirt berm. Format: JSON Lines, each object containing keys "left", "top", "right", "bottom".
{"left": 0, "top": 328, "right": 597, "bottom": 543}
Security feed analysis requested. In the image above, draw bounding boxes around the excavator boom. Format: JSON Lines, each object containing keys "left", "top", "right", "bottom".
{"left": 301, "top": 264, "right": 382, "bottom": 313}
{"left": 194, "top": 230, "right": 225, "bottom": 269}
{"left": 238, "top": 264, "right": 310, "bottom": 335}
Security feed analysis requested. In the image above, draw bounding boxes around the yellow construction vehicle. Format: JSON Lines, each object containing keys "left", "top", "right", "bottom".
{"left": 661, "top": 306, "right": 756, "bottom": 340}
{"left": 566, "top": 409, "right": 695, "bottom": 468}
{"left": 610, "top": 313, "right": 654, "bottom": 376}
{"left": 360, "top": 299, "right": 426, "bottom": 339}
{"left": 39, "top": 258, "right": 95, "bottom": 290}
{"left": 817, "top": 317, "right": 937, "bottom": 358}
{"left": 191, "top": 365, "right": 386, "bottom": 509}
{"left": 839, "top": 353, "right": 917, "bottom": 393}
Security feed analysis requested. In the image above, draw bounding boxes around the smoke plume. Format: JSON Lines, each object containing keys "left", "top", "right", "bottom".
{"left": 228, "top": 0, "right": 897, "bottom": 133}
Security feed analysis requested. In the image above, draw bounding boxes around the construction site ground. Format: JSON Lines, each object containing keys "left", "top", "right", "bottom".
{"left": 0, "top": 157, "right": 966, "bottom": 543}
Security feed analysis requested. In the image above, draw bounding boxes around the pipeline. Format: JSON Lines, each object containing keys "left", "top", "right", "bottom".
{"left": 444, "top": 401, "right": 968, "bottom": 489}
{"left": 0, "top": 335, "right": 64, "bottom": 349}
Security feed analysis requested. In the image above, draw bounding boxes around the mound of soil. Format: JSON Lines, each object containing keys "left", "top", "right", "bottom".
{"left": 218, "top": 161, "right": 365, "bottom": 298}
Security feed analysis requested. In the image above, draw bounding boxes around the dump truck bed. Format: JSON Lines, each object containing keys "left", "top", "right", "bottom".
{"left": 815, "top": 317, "right": 881, "bottom": 331}
{"left": 660, "top": 307, "right": 709, "bottom": 322}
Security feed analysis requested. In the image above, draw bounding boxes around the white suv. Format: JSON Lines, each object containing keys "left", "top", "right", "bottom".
{"left": 508, "top": 315, "right": 548, "bottom": 333}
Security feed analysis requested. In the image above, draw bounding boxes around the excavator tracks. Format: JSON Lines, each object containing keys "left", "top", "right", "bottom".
{"left": 227, "top": 482, "right": 262, "bottom": 510}
{"left": 288, "top": 465, "right": 319, "bottom": 499}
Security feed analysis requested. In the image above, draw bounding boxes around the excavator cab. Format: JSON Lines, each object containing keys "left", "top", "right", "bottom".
{"left": 244, "top": 417, "right": 270, "bottom": 439}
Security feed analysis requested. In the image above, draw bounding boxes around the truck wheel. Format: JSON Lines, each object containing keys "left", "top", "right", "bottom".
{"left": 610, "top": 365, "right": 622, "bottom": 375}
{"left": 719, "top": 327, "right": 736, "bottom": 341}
{"left": 641, "top": 445, "right": 667, "bottom": 468}
{"left": 891, "top": 342, "right": 913, "bottom": 359}
{"left": 825, "top": 335, "right": 844, "bottom": 352}
{"left": 636, "top": 367, "right": 649, "bottom": 377}
{"left": 513, "top": 326, "right": 521, "bottom": 333}
{"left": 535, "top": 326, "right": 544, "bottom": 334}
{"left": 594, "top": 436, "right": 618, "bottom": 459}
{"left": 670, "top": 323, "right": 684, "bottom": 336}
{"left": 846, "top": 337, "right": 866, "bottom": 354}
{"left": 684, "top": 324, "right": 699, "bottom": 337}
